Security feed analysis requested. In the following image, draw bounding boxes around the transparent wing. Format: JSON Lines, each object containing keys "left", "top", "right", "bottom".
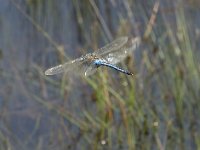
{"left": 84, "top": 63, "right": 98, "bottom": 76}
{"left": 45, "top": 57, "right": 97, "bottom": 76}
{"left": 45, "top": 64, "right": 66, "bottom": 75}
{"left": 45, "top": 58, "right": 82, "bottom": 75}
{"left": 102, "top": 37, "right": 141, "bottom": 64}
{"left": 94, "top": 36, "right": 128, "bottom": 56}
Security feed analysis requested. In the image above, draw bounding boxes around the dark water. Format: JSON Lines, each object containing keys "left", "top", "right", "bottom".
{"left": 0, "top": 0, "right": 200, "bottom": 149}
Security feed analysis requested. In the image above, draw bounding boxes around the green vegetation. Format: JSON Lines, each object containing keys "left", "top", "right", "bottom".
{"left": 1, "top": 0, "right": 200, "bottom": 149}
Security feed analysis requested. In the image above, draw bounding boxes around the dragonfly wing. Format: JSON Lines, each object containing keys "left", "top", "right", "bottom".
{"left": 84, "top": 63, "right": 98, "bottom": 76}
{"left": 45, "top": 64, "right": 65, "bottom": 75}
{"left": 45, "top": 57, "right": 83, "bottom": 75}
{"left": 94, "top": 37, "right": 128, "bottom": 56}
{"left": 103, "top": 37, "right": 141, "bottom": 64}
{"left": 45, "top": 57, "right": 97, "bottom": 76}
{"left": 104, "top": 51, "right": 128, "bottom": 64}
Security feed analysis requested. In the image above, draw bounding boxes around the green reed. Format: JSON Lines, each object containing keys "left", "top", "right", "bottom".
{"left": 5, "top": 0, "right": 200, "bottom": 149}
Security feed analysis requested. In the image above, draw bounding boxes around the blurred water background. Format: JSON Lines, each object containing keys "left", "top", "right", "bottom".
{"left": 0, "top": 0, "right": 200, "bottom": 149}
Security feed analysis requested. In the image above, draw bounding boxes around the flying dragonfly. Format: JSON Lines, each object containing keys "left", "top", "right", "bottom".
{"left": 45, "top": 36, "right": 140, "bottom": 76}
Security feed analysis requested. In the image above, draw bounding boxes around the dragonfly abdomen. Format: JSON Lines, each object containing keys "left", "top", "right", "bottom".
{"left": 93, "top": 59, "right": 133, "bottom": 75}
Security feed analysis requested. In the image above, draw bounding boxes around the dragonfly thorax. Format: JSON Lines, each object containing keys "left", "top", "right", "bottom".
{"left": 84, "top": 53, "right": 98, "bottom": 60}
{"left": 83, "top": 53, "right": 105, "bottom": 66}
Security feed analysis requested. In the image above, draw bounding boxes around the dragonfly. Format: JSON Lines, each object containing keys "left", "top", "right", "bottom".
{"left": 45, "top": 36, "right": 140, "bottom": 76}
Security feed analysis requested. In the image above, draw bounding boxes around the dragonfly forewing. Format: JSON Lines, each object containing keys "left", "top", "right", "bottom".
{"left": 45, "top": 56, "right": 97, "bottom": 76}
{"left": 45, "top": 57, "right": 82, "bottom": 75}
{"left": 45, "top": 64, "right": 64, "bottom": 75}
